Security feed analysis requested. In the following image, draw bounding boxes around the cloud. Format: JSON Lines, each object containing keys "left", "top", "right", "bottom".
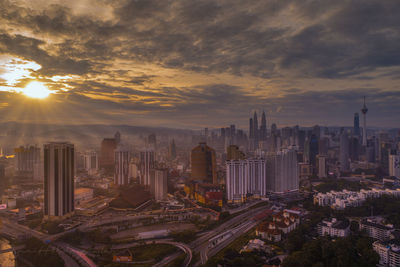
{"left": 0, "top": 0, "right": 399, "bottom": 128}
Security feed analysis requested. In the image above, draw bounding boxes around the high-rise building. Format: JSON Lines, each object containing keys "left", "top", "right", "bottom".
{"left": 14, "top": 145, "right": 40, "bottom": 174}
{"left": 266, "top": 149, "right": 298, "bottom": 193}
{"left": 191, "top": 142, "right": 217, "bottom": 184}
{"left": 153, "top": 169, "right": 168, "bottom": 201}
{"left": 340, "top": 132, "right": 350, "bottom": 171}
{"left": 308, "top": 134, "right": 319, "bottom": 171}
{"left": 100, "top": 138, "right": 117, "bottom": 172}
{"left": 361, "top": 96, "right": 368, "bottom": 146}
{"left": 168, "top": 139, "right": 177, "bottom": 160}
{"left": 140, "top": 150, "right": 155, "bottom": 186}
{"left": 226, "top": 160, "right": 248, "bottom": 203}
{"left": 354, "top": 112, "right": 360, "bottom": 137}
{"left": 227, "top": 145, "right": 245, "bottom": 160}
{"left": 114, "top": 146, "right": 130, "bottom": 186}
{"left": 0, "top": 164, "right": 5, "bottom": 180}
{"left": 249, "top": 118, "right": 254, "bottom": 139}
{"left": 84, "top": 151, "right": 98, "bottom": 175}
{"left": 247, "top": 158, "right": 267, "bottom": 197}
{"left": 260, "top": 111, "right": 267, "bottom": 141}
{"left": 389, "top": 154, "right": 400, "bottom": 178}
{"left": 317, "top": 155, "right": 327, "bottom": 178}
{"left": 226, "top": 158, "right": 266, "bottom": 202}
{"left": 44, "top": 142, "right": 74, "bottom": 218}
{"left": 253, "top": 111, "right": 259, "bottom": 141}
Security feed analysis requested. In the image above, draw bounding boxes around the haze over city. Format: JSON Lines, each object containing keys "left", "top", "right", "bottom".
{"left": 1, "top": 1, "right": 400, "bottom": 267}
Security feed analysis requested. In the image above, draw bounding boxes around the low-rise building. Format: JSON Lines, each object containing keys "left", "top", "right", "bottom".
{"left": 360, "top": 218, "right": 394, "bottom": 241}
{"left": 256, "top": 210, "right": 300, "bottom": 241}
{"left": 373, "top": 240, "right": 400, "bottom": 267}
{"left": 317, "top": 218, "right": 350, "bottom": 237}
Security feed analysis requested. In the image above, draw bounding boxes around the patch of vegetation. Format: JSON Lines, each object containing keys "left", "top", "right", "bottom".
{"left": 41, "top": 220, "right": 63, "bottom": 234}
{"left": 282, "top": 235, "right": 379, "bottom": 267}
{"left": 129, "top": 243, "right": 178, "bottom": 262}
{"left": 314, "top": 178, "right": 369, "bottom": 193}
{"left": 171, "top": 230, "right": 197, "bottom": 243}
{"left": 19, "top": 237, "right": 63, "bottom": 267}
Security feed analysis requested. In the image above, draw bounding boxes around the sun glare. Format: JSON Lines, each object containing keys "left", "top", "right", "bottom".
{"left": 24, "top": 81, "right": 52, "bottom": 99}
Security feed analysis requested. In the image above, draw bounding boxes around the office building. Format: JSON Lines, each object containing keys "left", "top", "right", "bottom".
{"left": 14, "top": 145, "right": 40, "bottom": 174}
{"left": 266, "top": 149, "right": 298, "bottom": 193}
{"left": 140, "top": 150, "right": 155, "bottom": 186}
{"left": 84, "top": 151, "right": 98, "bottom": 175}
{"left": 361, "top": 96, "right": 368, "bottom": 146}
{"left": 114, "top": 146, "right": 130, "bottom": 186}
{"left": 317, "top": 155, "right": 327, "bottom": 178}
{"left": 191, "top": 142, "right": 217, "bottom": 184}
{"left": 340, "top": 132, "right": 350, "bottom": 171}
{"left": 100, "top": 138, "right": 117, "bottom": 172}
{"left": 354, "top": 112, "right": 360, "bottom": 137}
{"left": 153, "top": 169, "right": 168, "bottom": 201}
{"left": 44, "top": 142, "right": 75, "bottom": 218}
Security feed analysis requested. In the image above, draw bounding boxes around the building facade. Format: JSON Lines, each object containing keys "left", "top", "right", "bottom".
{"left": 44, "top": 142, "right": 75, "bottom": 218}
{"left": 114, "top": 146, "right": 130, "bottom": 186}
{"left": 191, "top": 142, "right": 217, "bottom": 184}
{"left": 266, "top": 149, "right": 299, "bottom": 193}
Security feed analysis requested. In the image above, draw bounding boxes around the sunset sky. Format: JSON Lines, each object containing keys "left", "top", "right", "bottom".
{"left": 0, "top": 0, "right": 399, "bottom": 129}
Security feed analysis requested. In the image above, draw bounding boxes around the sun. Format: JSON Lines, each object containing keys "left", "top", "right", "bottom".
{"left": 23, "top": 81, "right": 52, "bottom": 99}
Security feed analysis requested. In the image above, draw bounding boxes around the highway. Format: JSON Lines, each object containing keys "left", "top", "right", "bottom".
{"left": 154, "top": 203, "right": 269, "bottom": 266}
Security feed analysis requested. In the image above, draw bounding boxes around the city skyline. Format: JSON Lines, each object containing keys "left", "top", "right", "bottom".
{"left": 0, "top": 0, "right": 399, "bottom": 128}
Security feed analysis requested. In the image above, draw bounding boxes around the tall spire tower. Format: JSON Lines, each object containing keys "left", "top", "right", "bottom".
{"left": 361, "top": 96, "right": 368, "bottom": 146}
{"left": 261, "top": 111, "right": 267, "bottom": 140}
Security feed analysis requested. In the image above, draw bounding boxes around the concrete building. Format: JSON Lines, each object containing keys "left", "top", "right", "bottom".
{"left": 389, "top": 154, "right": 400, "bottom": 178}
{"left": 317, "top": 155, "right": 327, "bottom": 178}
{"left": 14, "top": 145, "right": 40, "bottom": 175}
{"left": 339, "top": 132, "right": 350, "bottom": 172}
{"left": 114, "top": 146, "right": 130, "bottom": 186}
{"left": 226, "top": 158, "right": 267, "bottom": 202}
{"left": 44, "top": 142, "right": 75, "bottom": 218}
{"left": 100, "top": 138, "right": 117, "bottom": 172}
{"left": 318, "top": 218, "right": 350, "bottom": 237}
{"left": 226, "top": 160, "right": 248, "bottom": 203}
{"left": 360, "top": 218, "right": 394, "bottom": 241}
{"left": 191, "top": 142, "right": 217, "bottom": 184}
{"left": 314, "top": 188, "right": 400, "bottom": 209}
{"left": 153, "top": 169, "right": 168, "bottom": 201}
{"left": 266, "top": 149, "right": 298, "bottom": 193}
{"left": 140, "top": 150, "right": 155, "bottom": 186}
{"left": 373, "top": 240, "right": 400, "bottom": 267}
{"left": 84, "top": 151, "right": 98, "bottom": 175}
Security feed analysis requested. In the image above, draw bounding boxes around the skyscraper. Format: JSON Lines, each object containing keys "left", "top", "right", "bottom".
{"left": 191, "top": 142, "right": 217, "bottom": 184}
{"left": 84, "top": 151, "right": 98, "bottom": 175}
{"left": 389, "top": 154, "right": 400, "bottom": 178}
{"left": 361, "top": 96, "right": 368, "bottom": 146}
{"left": 168, "top": 139, "right": 177, "bottom": 160}
{"left": 249, "top": 118, "right": 254, "bottom": 139}
{"left": 140, "top": 150, "right": 155, "bottom": 186}
{"left": 227, "top": 145, "right": 245, "bottom": 160}
{"left": 114, "top": 146, "right": 130, "bottom": 186}
{"left": 266, "top": 149, "right": 298, "bottom": 193}
{"left": 340, "top": 132, "right": 350, "bottom": 171}
{"left": 100, "top": 138, "right": 117, "bottom": 172}
{"left": 354, "top": 112, "right": 360, "bottom": 137}
{"left": 44, "top": 142, "right": 74, "bottom": 218}
{"left": 260, "top": 111, "right": 267, "bottom": 140}
{"left": 253, "top": 111, "right": 259, "bottom": 142}
{"left": 153, "top": 169, "right": 168, "bottom": 201}
{"left": 226, "top": 157, "right": 266, "bottom": 202}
